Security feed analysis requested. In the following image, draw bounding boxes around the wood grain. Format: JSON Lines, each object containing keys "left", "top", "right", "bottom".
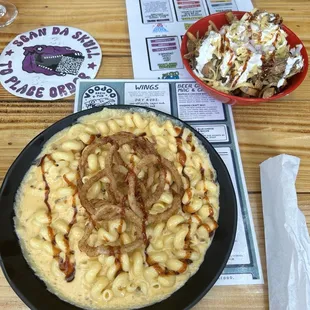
{"left": 0, "top": 0, "right": 131, "bottom": 55}
{"left": 234, "top": 100, "right": 310, "bottom": 193}
{"left": 0, "top": 0, "right": 310, "bottom": 309}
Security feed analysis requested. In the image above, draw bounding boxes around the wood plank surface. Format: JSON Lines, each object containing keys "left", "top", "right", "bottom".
{"left": 0, "top": 0, "right": 309, "bottom": 309}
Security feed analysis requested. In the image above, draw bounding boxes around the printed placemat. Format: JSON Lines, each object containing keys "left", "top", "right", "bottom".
{"left": 0, "top": 26, "right": 101, "bottom": 101}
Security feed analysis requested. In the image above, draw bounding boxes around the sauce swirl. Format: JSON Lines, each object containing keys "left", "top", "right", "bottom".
{"left": 114, "top": 247, "right": 122, "bottom": 277}
{"left": 232, "top": 57, "right": 249, "bottom": 88}
{"left": 86, "top": 134, "right": 96, "bottom": 145}
{"left": 269, "top": 31, "right": 280, "bottom": 60}
{"left": 40, "top": 155, "right": 76, "bottom": 282}
{"left": 200, "top": 165, "right": 205, "bottom": 180}
{"left": 208, "top": 204, "right": 214, "bottom": 217}
{"left": 220, "top": 34, "right": 226, "bottom": 54}
{"left": 175, "top": 128, "right": 191, "bottom": 190}
{"left": 62, "top": 174, "right": 79, "bottom": 281}
{"left": 228, "top": 53, "right": 234, "bottom": 66}
{"left": 192, "top": 214, "right": 202, "bottom": 225}
{"left": 176, "top": 137, "right": 186, "bottom": 166}
{"left": 40, "top": 155, "right": 59, "bottom": 257}
{"left": 186, "top": 133, "right": 195, "bottom": 152}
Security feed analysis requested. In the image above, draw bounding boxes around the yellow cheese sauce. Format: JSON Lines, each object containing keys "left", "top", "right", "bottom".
{"left": 14, "top": 109, "right": 220, "bottom": 309}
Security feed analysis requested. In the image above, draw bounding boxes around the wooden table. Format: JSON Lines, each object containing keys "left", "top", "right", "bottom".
{"left": 0, "top": 0, "right": 309, "bottom": 309}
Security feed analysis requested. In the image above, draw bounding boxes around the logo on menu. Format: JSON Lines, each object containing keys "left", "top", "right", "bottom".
{"left": 0, "top": 26, "right": 101, "bottom": 101}
{"left": 152, "top": 23, "right": 168, "bottom": 33}
{"left": 82, "top": 84, "right": 118, "bottom": 109}
{"left": 161, "top": 71, "right": 180, "bottom": 79}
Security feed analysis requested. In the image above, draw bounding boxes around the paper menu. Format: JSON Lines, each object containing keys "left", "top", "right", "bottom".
{"left": 125, "top": 0, "right": 254, "bottom": 79}
{"left": 140, "top": 0, "right": 174, "bottom": 24}
{"left": 74, "top": 79, "right": 264, "bottom": 286}
{"left": 174, "top": 0, "right": 207, "bottom": 21}
{"left": 146, "top": 36, "right": 184, "bottom": 71}
{"left": 205, "top": 0, "right": 238, "bottom": 13}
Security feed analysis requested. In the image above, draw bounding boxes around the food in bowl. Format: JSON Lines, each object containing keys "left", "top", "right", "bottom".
{"left": 14, "top": 109, "right": 220, "bottom": 309}
{"left": 184, "top": 9, "right": 304, "bottom": 98}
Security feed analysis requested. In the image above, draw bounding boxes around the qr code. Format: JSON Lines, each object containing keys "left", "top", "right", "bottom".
{"left": 56, "top": 56, "right": 84, "bottom": 75}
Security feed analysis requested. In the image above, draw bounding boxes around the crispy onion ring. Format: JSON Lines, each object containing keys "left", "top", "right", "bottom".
{"left": 161, "top": 157, "right": 183, "bottom": 193}
{"left": 93, "top": 204, "right": 122, "bottom": 221}
{"left": 146, "top": 165, "right": 155, "bottom": 188}
{"left": 148, "top": 192, "right": 182, "bottom": 223}
{"left": 79, "top": 169, "right": 108, "bottom": 215}
{"left": 77, "top": 132, "right": 184, "bottom": 257}
{"left": 145, "top": 166, "right": 166, "bottom": 209}
{"left": 78, "top": 221, "right": 143, "bottom": 256}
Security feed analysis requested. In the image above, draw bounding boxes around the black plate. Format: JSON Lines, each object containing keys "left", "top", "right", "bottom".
{"left": 0, "top": 105, "right": 237, "bottom": 310}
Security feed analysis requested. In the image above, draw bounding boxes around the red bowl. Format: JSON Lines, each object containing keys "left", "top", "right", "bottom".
{"left": 181, "top": 11, "right": 309, "bottom": 105}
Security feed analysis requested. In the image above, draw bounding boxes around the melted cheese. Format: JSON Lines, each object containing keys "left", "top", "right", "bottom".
{"left": 14, "top": 109, "right": 220, "bottom": 309}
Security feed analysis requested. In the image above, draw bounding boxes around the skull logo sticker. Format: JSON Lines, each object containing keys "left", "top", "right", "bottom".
{"left": 22, "top": 45, "right": 85, "bottom": 76}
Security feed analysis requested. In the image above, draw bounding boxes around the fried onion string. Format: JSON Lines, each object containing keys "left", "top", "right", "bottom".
{"left": 77, "top": 132, "right": 184, "bottom": 257}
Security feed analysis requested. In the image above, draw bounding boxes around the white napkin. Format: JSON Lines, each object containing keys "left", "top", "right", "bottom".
{"left": 260, "top": 154, "right": 310, "bottom": 310}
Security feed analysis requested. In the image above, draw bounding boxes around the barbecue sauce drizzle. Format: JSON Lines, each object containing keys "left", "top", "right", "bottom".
{"left": 39, "top": 154, "right": 76, "bottom": 282}
{"left": 175, "top": 128, "right": 190, "bottom": 189}
{"left": 176, "top": 127, "right": 219, "bottom": 250}
{"left": 232, "top": 57, "right": 249, "bottom": 88}
{"left": 62, "top": 174, "right": 79, "bottom": 281}
{"left": 186, "top": 133, "right": 195, "bottom": 152}
{"left": 269, "top": 31, "right": 280, "bottom": 60}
